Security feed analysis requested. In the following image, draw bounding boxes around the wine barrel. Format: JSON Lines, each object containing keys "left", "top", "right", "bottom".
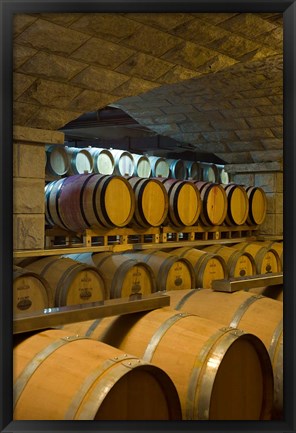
{"left": 166, "top": 288, "right": 283, "bottom": 419}
{"left": 13, "top": 329, "right": 182, "bottom": 420}
{"left": 65, "top": 147, "right": 93, "bottom": 175}
{"left": 123, "top": 250, "right": 196, "bottom": 291}
{"left": 45, "top": 145, "right": 69, "bottom": 177}
{"left": 218, "top": 166, "right": 230, "bottom": 184}
{"left": 62, "top": 308, "right": 274, "bottom": 420}
{"left": 185, "top": 161, "right": 202, "bottom": 180}
{"left": 193, "top": 181, "right": 227, "bottom": 226}
{"left": 222, "top": 183, "right": 249, "bottom": 226}
{"left": 110, "top": 149, "right": 135, "bottom": 176}
{"left": 45, "top": 174, "right": 135, "bottom": 232}
{"left": 201, "top": 163, "right": 220, "bottom": 183}
{"left": 232, "top": 242, "right": 281, "bottom": 274}
{"left": 159, "top": 178, "right": 201, "bottom": 227}
{"left": 87, "top": 147, "right": 115, "bottom": 175}
{"left": 13, "top": 266, "right": 54, "bottom": 314}
{"left": 148, "top": 156, "right": 170, "bottom": 178}
{"left": 126, "top": 177, "right": 168, "bottom": 228}
{"left": 256, "top": 241, "right": 283, "bottom": 268}
{"left": 65, "top": 252, "right": 157, "bottom": 299}
{"left": 24, "top": 256, "right": 107, "bottom": 306}
{"left": 169, "top": 247, "right": 227, "bottom": 289}
{"left": 203, "top": 245, "right": 256, "bottom": 277}
{"left": 132, "top": 154, "right": 152, "bottom": 178}
{"left": 245, "top": 186, "right": 267, "bottom": 225}
{"left": 166, "top": 159, "right": 187, "bottom": 180}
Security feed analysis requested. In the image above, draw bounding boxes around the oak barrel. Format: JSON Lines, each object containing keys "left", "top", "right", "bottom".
{"left": 148, "top": 156, "right": 170, "bottom": 178}
{"left": 185, "top": 161, "right": 202, "bottom": 180}
{"left": 13, "top": 266, "right": 54, "bottom": 314}
{"left": 203, "top": 245, "right": 256, "bottom": 277}
{"left": 46, "top": 145, "right": 69, "bottom": 177}
{"left": 245, "top": 186, "right": 267, "bottom": 225}
{"left": 110, "top": 149, "right": 135, "bottom": 176}
{"left": 193, "top": 181, "right": 227, "bottom": 226}
{"left": 256, "top": 241, "right": 283, "bottom": 269}
{"left": 65, "top": 252, "right": 157, "bottom": 299}
{"left": 87, "top": 147, "right": 115, "bottom": 175}
{"left": 62, "top": 308, "right": 274, "bottom": 420}
{"left": 218, "top": 166, "right": 230, "bottom": 184}
{"left": 166, "top": 288, "right": 283, "bottom": 419}
{"left": 126, "top": 176, "right": 168, "bottom": 228}
{"left": 65, "top": 147, "right": 93, "bottom": 175}
{"left": 13, "top": 329, "right": 182, "bottom": 420}
{"left": 201, "top": 163, "right": 220, "bottom": 183}
{"left": 222, "top": 183, "right": 249, "bottom": 225}
{"left": 245, "top": 285, "right": 283, "bottom": 302}
{"left": 132, "top": 154, "right": 152, "bottom": 178}
{"left": 169, "top": 247, "right": 227, "bottom": 289}
{"left": 122, "top": 250, "right": 195, "bottom": 291}
{"left": 166, "top": 158, "right": 187, "bottom": 180}
{"left": 160, "top": 178, "right": 201, "bottom": 227}
{"left": 24, "top": 256, "right": 107, "bottom": 306}
{"left": 45, "top": 174, "right": 135, "bottom": 232}
{"left": 232, "top": 242, "right": 281, "bottom": 274}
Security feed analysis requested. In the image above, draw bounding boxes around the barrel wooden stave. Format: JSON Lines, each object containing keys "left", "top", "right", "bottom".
{"left": 62, "top": 307, "right": 274, "bottom": 420}
{"left": 13, "top": 329, "right": 182, "bottom": 420}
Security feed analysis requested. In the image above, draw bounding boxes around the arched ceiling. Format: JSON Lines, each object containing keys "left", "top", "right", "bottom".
{"left": 13, "top": 12, "right": 283, "bottom": 163}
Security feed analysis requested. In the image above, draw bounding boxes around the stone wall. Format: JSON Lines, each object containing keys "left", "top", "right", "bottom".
{"left": 13, "top": 126, "right": 64, "bottom": 250}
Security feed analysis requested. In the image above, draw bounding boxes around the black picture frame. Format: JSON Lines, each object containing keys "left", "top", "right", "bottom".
{"left": 1, "top": 1, "right": 295, "bottom": 432}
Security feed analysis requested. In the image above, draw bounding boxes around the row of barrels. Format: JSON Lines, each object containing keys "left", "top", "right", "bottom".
{"left": 13, "top": 287, "right": 283, "bottom": 420}
{"left": 46, "top": 145, "right": 229, "bottom": 183}
{"left": 14, "top": 241, "right": 283, "bottom": 315}
{"left": 45, "top": 173, "right": 267, "bottom": 232}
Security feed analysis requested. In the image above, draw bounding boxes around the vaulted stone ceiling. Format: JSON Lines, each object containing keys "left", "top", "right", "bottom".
{"left": 13, "top": 12, "right": 283, "bottom": 163}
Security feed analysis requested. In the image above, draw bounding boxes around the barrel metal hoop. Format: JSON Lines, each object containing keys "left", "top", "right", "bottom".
{"left": 65, "top": 353, "right": 136, "bottom": 420}
{"left": 14, "top": 335, "right": 88, "bottom": 409}
{"left": 268, "top": 319, "right": 283, "bottom": 363}
{"left": 94, "top": 175, "right": 113, "bottom": 227}
{"left": 45, "top": 181, "right": 56, "bottom": 226}
{"left": 229, "top": 295, "right": 263, "bottom": 328}
{"left": 143, "top": 312, "right": 192, "bottom": 363}
{"left": 55, "top": 180, "right": 72, "bottom": 231}
{"left": 79, "top": 173, "right": 96, "bottom": 228}
{"left": 174, "top": 288, "right": 203, "bottom": 311}
{"left": 85, "top": 318, "right": 103, "bottom": 337}
{"left": 134, "top": 179, "right": 150, "bottom": 227}
{"left": 171, "top": 182, "right": 185, "bottom": 226}
{"left": 186, "top": 327, "right": 242, "bottom": 420}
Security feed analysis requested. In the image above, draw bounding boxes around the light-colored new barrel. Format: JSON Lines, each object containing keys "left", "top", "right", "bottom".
{"left": 24, "top": 256, "right": 107, "bottom": 306}
{"left": 126, "top": 176, "right": 168, "bottom": 228}
{"left": 46, "top": 145, "right": 69, "bottom": 177}
{"left": 87, "top": 147, "right": 115, "bottom": 175}
{"left": 13, "top": 329, "right": 182, "bottom": 420}
{"left": 62, "top": 308, "right": 274, "bottom": 420}
{"left": 65, "top": 252, "right": 157, "bottom": 299}
{"left": 166, "top": 159, "right": 187, "bottom": 180}
{"left": 232, "top": 242, "right": 281, "bottom": 274}
{"left": 193, "top": 181, "right": 228, "bottom": 226}
{"left": 245, "top": 186, "right": 267, "bottom": 225}
{"left": 65, "top": 147, "right": 93, "bottom": 175}
{"left": 132, "top": 154, "right": 152, "bottom": 178}
{"left": 122, "top": 250, "right": 196, "bottom": 291}
{"left": 222, "top": 183, "right": 249, "bottom": 226}
{"left": 148, "top": 156, "right": 170, "bottom": 178}
{"left": 169, "top": 247, "right": 227, "bottom": 289}
{"left": 45, "top": 174, "right": 135, "bottom": 232}
{"left": 110, "top": 149, "right": 135, "bottom": 176}
{"left": 203, "top": 245, "right": 256, "bottom": 277}
{"left": 166, "top": 288, "right": 283, "bottom": 419}
{"left": 13, "top": 266, "right": 54, "bottom": 314}
{"left": 160, "top": 178, "right": 201, "bottom": 227}
{"left": 185, "top": 161, "right": 202, "bottom": 180}
{"left": 256, "top": 241, "right": 283, "bottom": 269}
{"left": 201, "top": 163, "right": 220, "bottom": 183}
